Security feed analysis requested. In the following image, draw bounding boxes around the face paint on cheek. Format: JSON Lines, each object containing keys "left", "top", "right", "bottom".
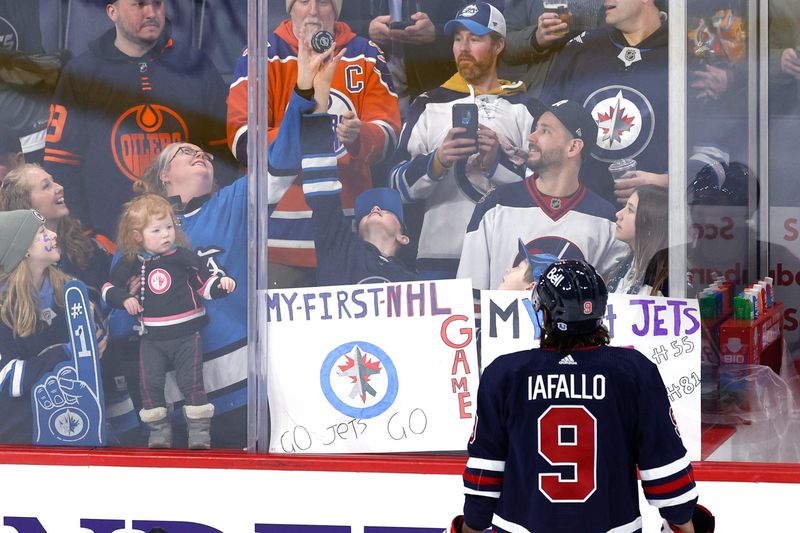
{"left": 43, "top": 233, "right": 54, "bottom": 253}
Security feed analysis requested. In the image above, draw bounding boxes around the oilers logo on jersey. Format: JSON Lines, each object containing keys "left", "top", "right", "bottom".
{"left": 584, "top": 85, "right": 655, "bottom": 163}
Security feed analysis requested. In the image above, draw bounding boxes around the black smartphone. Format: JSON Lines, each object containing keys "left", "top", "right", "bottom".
{"left": 389, "top": 0, "right": 417, "bottom": 31}
{"left": 452, "top": 103, "right": 479, "bottom": 141}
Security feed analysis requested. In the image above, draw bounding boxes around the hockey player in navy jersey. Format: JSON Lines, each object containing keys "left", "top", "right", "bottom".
{"left": 450, "top": 260, "right": 714, "bottom": 533}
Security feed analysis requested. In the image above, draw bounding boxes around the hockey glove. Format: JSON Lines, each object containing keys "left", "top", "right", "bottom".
{"left": 445, "top": 515, "right": 464, "bottom": 533}
{"left": 667, "top": 503, "right": 715, "bottom": 533}
{"left": 691, "top": 504, "right": 715, "bottom": 533}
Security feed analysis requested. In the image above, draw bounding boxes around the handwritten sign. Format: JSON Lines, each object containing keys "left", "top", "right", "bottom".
{"left": 32, "top": 280, "right": 106, "bottom": 446}
{"left": 266, "top": 280, "right": 479, "bottom": 454}
{"left": 481, "top": 291, "right": 702, "bottom": 460}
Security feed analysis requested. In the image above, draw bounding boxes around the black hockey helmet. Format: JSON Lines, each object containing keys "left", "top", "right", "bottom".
{"left": 533, "top": 260, "right": 608, "bottom": 334}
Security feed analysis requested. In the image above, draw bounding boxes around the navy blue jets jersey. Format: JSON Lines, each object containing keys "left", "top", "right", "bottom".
{"left": 463, "top": 345, "right": 697, "bottom": 533}
{"left": 541, "top": 22, "right": 668, "bottom": 204}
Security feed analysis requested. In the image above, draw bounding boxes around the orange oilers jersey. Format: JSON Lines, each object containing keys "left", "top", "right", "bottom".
{"left": 227, "top": 20, "right": 401, "bottom": 267}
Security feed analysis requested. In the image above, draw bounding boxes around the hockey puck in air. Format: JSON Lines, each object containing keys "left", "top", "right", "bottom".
{"left": 311, "top": 30, "right": 334, "bottom": 53}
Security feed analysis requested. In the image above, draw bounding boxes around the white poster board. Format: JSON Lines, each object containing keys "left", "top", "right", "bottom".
{"left": 481, "top": 291, "right": 702, "bottom": 460}
{"left": 266, "top": 279, "right": 479, "bottom": 454}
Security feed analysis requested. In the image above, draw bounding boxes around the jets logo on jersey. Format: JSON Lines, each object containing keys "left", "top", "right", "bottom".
{"left": 584, "top": 85, "right": 655, "bottom": 163}
{"left": 111, "top": 104, "right": 189, "bottom": 181}
{"left": 518, "top": 236, "right": 586, "bottom": 281}
{"left": 319, "top": 341, "right": 399, "bottom": 419}
{"left": 327, "top": 89, "right": 358, "bottom": 157}
{"left": 148, "top": 268, "right": 172, "bottom": 294}
{"left": 0, "top": 17, "right": 18, "bottom": 50}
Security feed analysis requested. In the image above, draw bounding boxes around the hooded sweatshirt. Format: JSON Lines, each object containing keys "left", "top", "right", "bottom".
{"left": 43, "top": 23, "right": 228, "bottom": 238}
{"left": 541, "top": 19, "right": 669, "bottom": 203}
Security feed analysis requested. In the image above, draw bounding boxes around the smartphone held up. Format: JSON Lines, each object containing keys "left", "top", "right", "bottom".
{"left": 452, "top": 103, "right": 479, "bottom": 142}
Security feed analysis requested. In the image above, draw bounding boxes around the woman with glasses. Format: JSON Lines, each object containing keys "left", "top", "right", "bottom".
{"left": 131, "top": 142, "right": 248, "bottom": 449}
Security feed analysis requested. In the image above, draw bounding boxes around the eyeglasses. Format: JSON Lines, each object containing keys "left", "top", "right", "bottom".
{"left": 168, "top": 146, "right": 214, "bottom": 164}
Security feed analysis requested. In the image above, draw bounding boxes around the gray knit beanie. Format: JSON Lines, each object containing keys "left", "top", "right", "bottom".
{"left": 0, "top": 210, "right": 45, "bottom": 272}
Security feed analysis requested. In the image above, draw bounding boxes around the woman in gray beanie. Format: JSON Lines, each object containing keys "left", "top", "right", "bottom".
{"left": 0, "top": 209, "right": 106, "bottom": 444}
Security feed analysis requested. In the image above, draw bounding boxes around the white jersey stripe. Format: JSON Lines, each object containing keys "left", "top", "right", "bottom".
{"left": 268, "top": 208, "right": 355, "bottom": 219}
{"left": 11, "top": 360, "right": 23, "bottom": 398}
{"left": 639, "top": 454, "right": 691, "bottom": 480}
{"left": 607, "top": 516, "right": 643, "bottom": 533}
{"left": 268, "top": 239, "right": 315, "bottom": 248}
{"left": 464, "top": 487, "right": 501, "bottom": 498}
{"left": 466, "top": 457, "right": 506, "bottom": 471}
{"left": 229, "top": 76, "right": 247, "bottom": 90}
{"left": 647, "top": 487, "right": 699, "bottom": 508}
{"left": 492, "top": 514, "right": 531, "bottom": 533}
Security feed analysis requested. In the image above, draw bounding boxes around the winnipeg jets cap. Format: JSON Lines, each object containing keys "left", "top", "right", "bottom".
{"left": 444, "top": 2, "right": 506, "bottom": 38}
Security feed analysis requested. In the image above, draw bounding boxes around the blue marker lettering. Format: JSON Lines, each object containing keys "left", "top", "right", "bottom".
{"left": 407, "top": 283, "right": 425, "bottom": 317}
{"left": 387, "top": 284, "right": 402, "bottom": 317}
{"left": 430, "top": 283, "right": 452, "bottom": 315}
{"left": 351, "top": 289, "right": 368, "bottom": 318}
{"left": 319, "top": 292, "right": 332, "bottom": 320}
{"left": 303, "top": 293, "right": 317, "bottom": 321}
{"left": 337, "top": 290, "right": 353, "bottom": 319}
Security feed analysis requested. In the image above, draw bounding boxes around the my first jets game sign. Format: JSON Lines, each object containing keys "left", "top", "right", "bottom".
{"left": 265, "top": 280, "right": 479, "bottom": 454}
{"left": 481, "top": 291, "right": 702, "bottom": 460}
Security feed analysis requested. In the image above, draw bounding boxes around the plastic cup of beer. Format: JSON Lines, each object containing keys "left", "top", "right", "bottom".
{"left": 609, "top": 158, "right": 637, "bottom": 181}
{"left": 543, "top": 1, "right": 570, "bottom": 36}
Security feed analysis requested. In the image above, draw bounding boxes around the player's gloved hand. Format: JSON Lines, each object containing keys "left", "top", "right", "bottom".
{"left": 445, "top": 515, "right": 464, "bottom": 533}
{"left": 666, "top": 503, "right": 715, "bottom": 533}
{"left": 691, "top": 504, "right": 715, "bottom": 533}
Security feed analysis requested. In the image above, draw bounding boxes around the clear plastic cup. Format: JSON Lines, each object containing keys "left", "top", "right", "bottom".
{"left": 543, "top": 1, "right": 570, "bottom": 37}
{"left": 609, "top": 158, "right": 637, "bottom": 181}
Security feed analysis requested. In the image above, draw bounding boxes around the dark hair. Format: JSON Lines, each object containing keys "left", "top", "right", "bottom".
{"left": 539, "top": 309, "right": 611, "bottom": 353}
{"left": 633, "top": 185, "right": 668, "bottom": 295}
{"left": 608, "top": 185, "right": 668, "bottom": 296}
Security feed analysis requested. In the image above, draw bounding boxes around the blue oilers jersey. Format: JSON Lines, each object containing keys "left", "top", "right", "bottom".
{"left": 463, "top": 345, "right": 697, "bottom": 533}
